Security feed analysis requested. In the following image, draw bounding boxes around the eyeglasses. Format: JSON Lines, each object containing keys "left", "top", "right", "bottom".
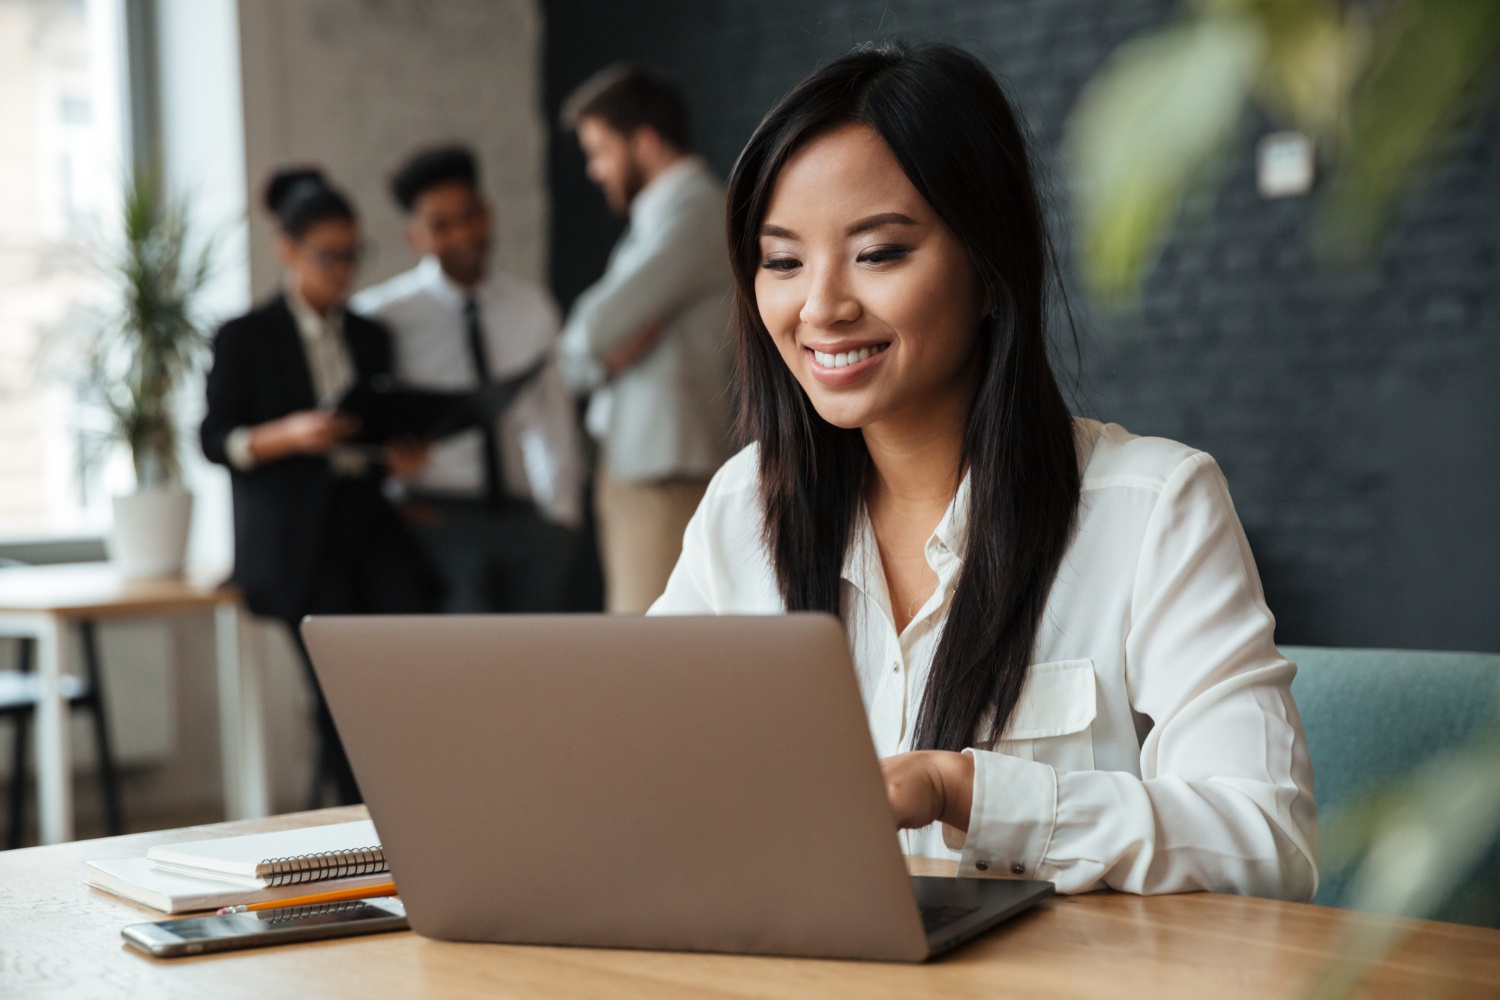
{"left": 304, "top": 242, "right": 366, "bottom": 269}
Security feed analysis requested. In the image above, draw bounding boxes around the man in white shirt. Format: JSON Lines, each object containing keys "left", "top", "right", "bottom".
{"left": 353, "top": 146, "right": 585, "bottom": 613}
{"left": 559, "top": 65, "right": 735, "bottom": 613}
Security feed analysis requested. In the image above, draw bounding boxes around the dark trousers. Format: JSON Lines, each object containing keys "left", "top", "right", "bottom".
{"left": 405, "top": 496, "right": 580, "bottom": 614}
{"left": 287, "top": 479, "right": 436, "bottom": 807}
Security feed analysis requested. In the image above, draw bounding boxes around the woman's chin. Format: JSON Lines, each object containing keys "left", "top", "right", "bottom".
{"left": 807, "top": 395, "right": 881, "bottom": 431}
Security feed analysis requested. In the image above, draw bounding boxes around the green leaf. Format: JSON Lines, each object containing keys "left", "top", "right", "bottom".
{"left": 1318, "top": 0, "right": 1500, "bottom": 260}
{"left": 1244, "top": 0, "right": 1369, "bottom": 137}
{"left": 1066, "top": 13, "right": 1262, "bottom": 301}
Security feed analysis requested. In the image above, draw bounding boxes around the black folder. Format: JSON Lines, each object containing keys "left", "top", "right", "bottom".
{"left": 336, "top": 355, "right": 548, "bottom": 444}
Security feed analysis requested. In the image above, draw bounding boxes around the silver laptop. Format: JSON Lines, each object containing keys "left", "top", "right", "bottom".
{"left": 301, "top": 613, "right": 1052, "bottom": 961}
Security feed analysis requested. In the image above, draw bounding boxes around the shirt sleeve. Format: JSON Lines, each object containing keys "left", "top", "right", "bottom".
{"left": 949, "top": 452, "right": 1319, "bottom": 901}
{"left": 559, "top": 197, "right": 721, "bottom": 393}
{"left": 200, "top": 319, "right": 257, "bottom": 470}
{"left": 515, "top": 352, "right": 586, "bottom": 529}
{"left": 224, "top": 427, "right": 258, "bottom": 471}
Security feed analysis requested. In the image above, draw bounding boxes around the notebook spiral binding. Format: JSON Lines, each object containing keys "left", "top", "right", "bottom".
{"left": 260, "top": 899, "right": 384, "bottom": 925}
{"left": 261, "top": 846, "right": 388, "bottom": 887}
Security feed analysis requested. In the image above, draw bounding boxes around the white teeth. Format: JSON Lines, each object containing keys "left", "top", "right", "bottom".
{"left": 812, "top": 344, "right": 888, "bottom": 368}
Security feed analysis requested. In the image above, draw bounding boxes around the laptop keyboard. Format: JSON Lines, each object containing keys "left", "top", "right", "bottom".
{"left": 920, "top": 905, "right": 980, "bottom": 934}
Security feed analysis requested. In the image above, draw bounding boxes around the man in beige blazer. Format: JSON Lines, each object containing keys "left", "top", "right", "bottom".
{"left": 560, "top": 65, "right": 734, "bottom": 613}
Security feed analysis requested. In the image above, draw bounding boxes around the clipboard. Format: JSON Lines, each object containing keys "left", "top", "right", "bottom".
{"left": 336, "top": 354, "right": 548, "bottom": 444}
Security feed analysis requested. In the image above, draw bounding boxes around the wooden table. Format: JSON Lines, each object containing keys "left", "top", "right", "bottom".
{"left": 0, "top": 563, "right": 269, "bottom": 844}
{"left": 1, "top": 808, "right": 1497, "bottom": 999}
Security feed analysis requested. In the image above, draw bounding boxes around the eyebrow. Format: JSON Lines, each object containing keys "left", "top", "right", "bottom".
{"left": 847, "top": 212, "right": 918, "bottom": 236}
{"left": 759, "top": 212, "right": 920, "bottom": 241}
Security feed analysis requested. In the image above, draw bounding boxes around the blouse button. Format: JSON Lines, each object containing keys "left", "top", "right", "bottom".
{"left": 1010, "top": 863, "right": 1026, "bottom": 876}
{"left": 974, "top": 859, "right": 989, "bottom": 872}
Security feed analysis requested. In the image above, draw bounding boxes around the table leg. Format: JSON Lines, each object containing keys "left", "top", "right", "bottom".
{"left": 77, "top": 620, "right": 124, "bottom": 836}
{"left": 32, "top": 616, "right": 72, "bottom": 845}
{"left": 215, "top": 602, "right": 269, "bottom": 820}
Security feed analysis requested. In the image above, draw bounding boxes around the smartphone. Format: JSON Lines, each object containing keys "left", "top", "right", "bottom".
{"left": 121, "top": 898, "right": 408, "bottom": 958}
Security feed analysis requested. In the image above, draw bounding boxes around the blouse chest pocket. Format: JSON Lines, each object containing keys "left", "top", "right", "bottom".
{"left": 992, "top": 658, "right": 1097, "bottom": 772}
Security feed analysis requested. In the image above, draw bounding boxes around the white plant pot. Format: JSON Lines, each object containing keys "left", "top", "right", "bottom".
{"left": 110, "top": 487, "right": 194, "bottom": 580}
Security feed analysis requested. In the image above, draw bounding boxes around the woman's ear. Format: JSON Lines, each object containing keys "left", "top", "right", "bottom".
{"left": 982, "top": 279, "right": 1013, "bottom": 324}
{"left": 977, "top": 286, "right": 999, "bottom": 323}
{"left": 275, "top": 233, "right": 299, "bottom": 269}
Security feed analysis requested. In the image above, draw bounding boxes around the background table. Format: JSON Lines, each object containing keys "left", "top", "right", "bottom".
{"left": 0, "top": 564, "right": 270, "bottom": 844}
{"left": 1, "top": 806, "right": 1497, "bottom": 999}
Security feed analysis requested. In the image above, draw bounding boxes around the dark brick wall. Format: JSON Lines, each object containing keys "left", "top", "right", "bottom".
{"left": 542, "top": 0, "right": 1500, "bottom": 652}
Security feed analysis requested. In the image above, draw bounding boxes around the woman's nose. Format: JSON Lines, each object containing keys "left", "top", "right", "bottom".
{"left": 798, "top": 266, "right": 861, "bottom": 330}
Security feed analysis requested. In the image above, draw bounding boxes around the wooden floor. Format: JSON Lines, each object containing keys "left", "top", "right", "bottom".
{"left": 0, "top": 770, "right": 251, "bottom": 850}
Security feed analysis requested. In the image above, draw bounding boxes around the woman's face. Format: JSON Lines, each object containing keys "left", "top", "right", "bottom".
{"left": 279, "top": 218, "right": 361, "bottom": 312}
{"left": 754, "top": 124, "right": 986, "bottom": 432}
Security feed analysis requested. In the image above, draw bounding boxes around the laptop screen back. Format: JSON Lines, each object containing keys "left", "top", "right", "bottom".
{"left": 302, "top": 613, "right": 930, "bottom": 961}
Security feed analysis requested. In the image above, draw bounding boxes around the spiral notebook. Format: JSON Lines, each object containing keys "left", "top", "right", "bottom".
{"left": 144, "top": 820, "right": 387, "bottom": 889}
{"left": 85, "top": 857, "right": 393, "bottom": 914}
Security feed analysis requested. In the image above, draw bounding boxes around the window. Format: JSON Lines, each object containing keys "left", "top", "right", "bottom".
{"left": 0, "top": 0, "right": 129, "bottom": 539}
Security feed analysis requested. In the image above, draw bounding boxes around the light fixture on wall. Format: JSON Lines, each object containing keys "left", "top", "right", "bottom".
{"left": 1256, "top": 131, "right": 1316, "bottom": 199}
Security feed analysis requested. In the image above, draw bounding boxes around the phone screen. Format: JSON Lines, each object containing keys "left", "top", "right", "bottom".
{"left": 124, "top": 899, "right": 407, "bottom": 957}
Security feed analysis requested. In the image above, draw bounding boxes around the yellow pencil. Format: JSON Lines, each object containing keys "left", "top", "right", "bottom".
{"left": 216, "top": 882, "right": 398, "bottom": 914}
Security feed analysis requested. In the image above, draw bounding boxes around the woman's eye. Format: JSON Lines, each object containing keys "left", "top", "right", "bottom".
{"left": 857, "top": 246, "right": 910, "bottom": 265}
{"left": 760, "top": 257, "right": 801, "bottom": 272}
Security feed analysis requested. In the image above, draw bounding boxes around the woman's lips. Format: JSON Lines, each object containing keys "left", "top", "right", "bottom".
{"left": 805, "top": 342, "right": 890, "bottom": 386}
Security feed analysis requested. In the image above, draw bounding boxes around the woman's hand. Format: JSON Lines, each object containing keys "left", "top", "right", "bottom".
{"left": 384, "top": 439, "right": 432, "bottom": 481}
{"left": 879, "top": 750, "right": 975, "bottom": 831}
{"left": 249, "top": 410, "right": 358, "bottom": 463}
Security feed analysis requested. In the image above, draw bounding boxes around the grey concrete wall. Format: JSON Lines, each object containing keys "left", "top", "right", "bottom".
{"left": 238, "top": 0, "right": 549, "bottom": 297}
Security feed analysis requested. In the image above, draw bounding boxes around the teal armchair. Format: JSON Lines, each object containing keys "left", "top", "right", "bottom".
{"left": 1284, "top": 645, "right": 1500, "bottom": 927}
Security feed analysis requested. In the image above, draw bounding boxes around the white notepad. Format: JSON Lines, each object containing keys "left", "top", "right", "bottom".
{"left": 85, "top": 857, "right": 393, "bottom": 914}
{"left": 143, "top": 820, "right": 386, "bottom": 889}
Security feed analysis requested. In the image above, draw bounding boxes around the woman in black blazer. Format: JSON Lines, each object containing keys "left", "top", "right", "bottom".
{"left": 201, "top": 168, "right": 436, "bottom": 806}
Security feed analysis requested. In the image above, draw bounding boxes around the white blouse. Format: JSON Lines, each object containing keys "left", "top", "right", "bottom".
{"left": 649, "top": 418, "right": 1319, "bottom": 901}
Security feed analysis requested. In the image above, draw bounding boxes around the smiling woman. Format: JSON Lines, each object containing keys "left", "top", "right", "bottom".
{"left": 728, "top": 42, "right": 1082, "bottom": 762}
{"left": 648, "top": 41, "right": 1319, "bottom": 902}
{"left": 756, "top": 149, "right": 984, "bottom": 425}
{"left": 751, "top": 126, "right": 998, "bottom": 636}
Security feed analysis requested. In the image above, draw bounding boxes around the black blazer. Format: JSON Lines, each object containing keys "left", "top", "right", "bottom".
{"left": 200, "top": 295, "right": 423, "bottom": 619}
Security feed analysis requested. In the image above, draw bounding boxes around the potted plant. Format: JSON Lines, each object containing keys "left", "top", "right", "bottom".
{"left": 79, "top": 173, "right": 213, "bottom": 579}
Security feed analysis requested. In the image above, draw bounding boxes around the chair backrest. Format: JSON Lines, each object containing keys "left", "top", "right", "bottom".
{"left": 1284, "top": 645, "right": 1500, "bottom": 926}
{"left": 0, "top": 558, "right": 28, "bottom": 673}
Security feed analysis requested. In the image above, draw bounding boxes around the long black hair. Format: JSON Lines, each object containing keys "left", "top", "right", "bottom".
{"left": 726, "top": 42, "right": 1081, "bottom": 752}
{"left": 263, "top": 167, "right": 355, "bottom": 240}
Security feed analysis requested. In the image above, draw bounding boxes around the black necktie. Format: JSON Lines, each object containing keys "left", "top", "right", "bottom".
{"left": 463, "top": 296, "right": 505, "bottom": 507}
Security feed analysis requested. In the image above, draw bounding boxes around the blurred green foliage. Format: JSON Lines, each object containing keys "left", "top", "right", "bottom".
{"left": 1066, "top": 0, "right": 1500, "bottom": 301}
{"left": 1303, "top": 719, "right": 1500, "bottom": 997}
